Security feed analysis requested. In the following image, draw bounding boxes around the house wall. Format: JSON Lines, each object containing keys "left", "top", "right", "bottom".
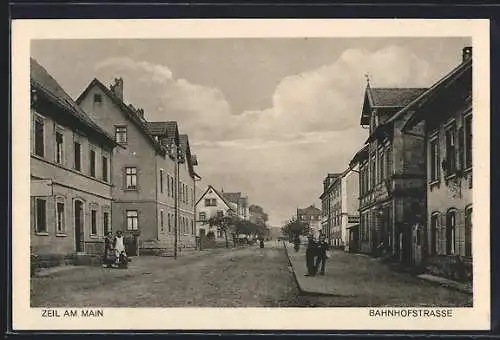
{"left": 341, "top": 166, "right": 360, "bottom": 249}
{"left": 195, "top": 187, "right": 231, "bottom": 239}
{"left": 30, "top": 109, "right": 113, "bottom": 257}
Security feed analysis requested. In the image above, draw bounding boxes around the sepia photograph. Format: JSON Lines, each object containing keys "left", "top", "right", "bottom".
{"left": 12, "top": 19, "right": 490, "bottom": 331}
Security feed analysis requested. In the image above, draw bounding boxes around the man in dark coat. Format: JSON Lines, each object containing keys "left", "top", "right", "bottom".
{"left": 315, "top": 233, "right": 329, "bottom": 275}
{"left": 305, "top": 234, "right": 317, "bottom": 276}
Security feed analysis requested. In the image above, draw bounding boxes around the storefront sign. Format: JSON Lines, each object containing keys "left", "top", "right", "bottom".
{"left": 348, "top": 216, "right": 360, "bottom": 224}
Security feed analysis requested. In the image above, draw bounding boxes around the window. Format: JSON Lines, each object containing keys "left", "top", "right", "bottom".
{"left": 102, "top": 156, "right": 108, "bottom": 182}
{"left": 205, "top": 198, "right": 216, "bottom": 207}
{"left": 192, "top": 220, "right": 195, "bottom": 235}
{"left": 56, "top": 201, "right": 65, "bottom": 234}
{"left": 160, "top": 170, "right": 164, "bottom": 193}
{"left": 35, "top": 198, "right": 47, "bottom": 233}
{"left": 430, "top": 137, "right": 440, "bottom": 182}
{"left": 55, "top": 132, "right": 64, "bottom": 164}
{"left": 385, "top": 146, "right": 392, "bottom": 179}
{"left": 125, "top": 167, "right": 137, "bottom": 189}
{"left": 115, "top": 126, "right": 127, "bottom": 144}
{"left": 103, "top": 211, "right": 110, "bottom": 235}
{"left": 445, "top": 125, "right": 456, "bottom": 175}
{"left": 464, "top": 115, "right": 472, "bottom": 169}
{"left": 89, "top": 149, "right": 96, "bottom": 177}
{"left": 74, "top": 142, "right": 81, "bottom": 171}
{"left": 199, "top": 212, "right": 206, "bottom": 221}
{"left": 34, "top": 118, "right": 44, "bottom": 157}
{"left": 168, "top": 213, "right": 172, "bottom": 232}
{"left": 91, "top": 209, "right": 97, "bottom": 235}
{"left": 465, "top": 206, "right": 472, "bottom": 257}
{"left": 446, "top": 209, "right": 456, "bottom": 255}
{"left": 370, "top": 156, "right": 376, "bottom": 190}
{"left": 217, "top": 210, "right": 224, "bottom": 218}
{"left": 160, "top": 210, "right": 164, "bottom": 232}
{"left": 430, "top": 212, "right": 440, "bottom": 255}
{"left": 93, "top": 93, "right": 102, "bottom": 103}
{"left": 126, "top": 210, "right": 138, "bottom": 230}
{"left": 166, "top": 174, "right": 171, "bottom": 196}
{"left": 170, "top": 177, "right": 174, "bottom": 196}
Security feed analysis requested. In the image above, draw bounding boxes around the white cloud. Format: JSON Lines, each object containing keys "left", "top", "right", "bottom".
{"left": 93, "top": 45, "right": 445, "bottom": 225}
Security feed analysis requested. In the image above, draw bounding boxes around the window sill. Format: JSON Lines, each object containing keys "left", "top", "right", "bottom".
{"left": 124, "top": 188, "right": 138, "bottom": 191}
{"left": 90, "top": 234, "right": 99, "bottom": 239}
{"left": 464, "top": 167, "right": 472, "bottom": 174}
{"left": 56, "top": 233, "right": 67, "bottom": 237}
{"left": 445, "top": 173, "right": 456, "bottom": 181}
{"left": 35, "top": 232, "right": 49, "bottom": 236}
{"left": 429, "top": 180, "right": 440, "bottom": 187}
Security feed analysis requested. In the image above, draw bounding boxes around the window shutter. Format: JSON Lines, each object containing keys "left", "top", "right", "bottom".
{"left": 458, "top": 126, "right": 464, "bottom": 171}
{"left": 456, "top": 209, "right": 465, "bottom": 257}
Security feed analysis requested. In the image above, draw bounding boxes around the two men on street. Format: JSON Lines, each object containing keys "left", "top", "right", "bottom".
{"left": 304, "top": 233, "right": 329, "bottom": 277}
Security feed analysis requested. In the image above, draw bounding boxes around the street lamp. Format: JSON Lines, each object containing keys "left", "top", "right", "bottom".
{"left": 167, "top": 140, "right": 185, "bottom": 260}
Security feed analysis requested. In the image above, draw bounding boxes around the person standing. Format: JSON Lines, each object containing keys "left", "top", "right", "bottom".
{"left": 102, "top": 232, "right": 114, "bottom": 268}
{"left": 305, "top": 234, "right": 317, "bottom": 277}
{"left": 113, "top": 230, "right": 126, "bottom": 267}
{"left": 315, "top": 233, "right": 329, "bottom": 276}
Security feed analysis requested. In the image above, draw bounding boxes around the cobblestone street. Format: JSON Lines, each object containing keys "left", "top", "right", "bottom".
{"left": 31, "top": 243, "right": 472, "bottom": 308}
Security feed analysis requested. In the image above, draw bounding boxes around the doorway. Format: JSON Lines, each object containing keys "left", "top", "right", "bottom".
{"left": 74, "top": 200, "right": 84, "bottom": 253}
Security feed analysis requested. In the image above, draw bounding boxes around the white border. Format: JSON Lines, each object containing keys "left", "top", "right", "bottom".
{"left": 12, "top": 19, "right": 490, "bottom": 331}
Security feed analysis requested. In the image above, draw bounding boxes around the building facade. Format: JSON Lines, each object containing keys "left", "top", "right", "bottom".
{"left": 76, "top": 78, "right": 198, "bottom": 254}
{"left": 340, "top": 164, "right": 360, "bottom": 252}
{"left": 403, "top": 47, "right": 473, "bottom": 280}
{"left": 222, "top": 192, "right": 250, "bottom": 220}
{"left": 320, "top": 173, "right": 341, "bottom": 246}
{"left": 196, "top": 185, "right": 235, "bottom": 239}
{"left": 297, "top": 204, "right": 322, "bottom": 238}
{"left": 30, "top": 58, "right": 118, "bottom": 259}
{"left": 356, "top": 84, "right": 428, "bottom": 264}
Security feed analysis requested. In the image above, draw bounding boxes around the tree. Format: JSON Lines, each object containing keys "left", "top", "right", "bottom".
{"left": 249, "top": 204, "right": 269, "bottom": 226}
{"left": 281, "top": 217, "right": 310, "bottom": 241}
{"left": 203, "top": 213, "right": 238, "bottom": 248}
{"left": 234, "top": 219, "right": 269, "bottom": 241}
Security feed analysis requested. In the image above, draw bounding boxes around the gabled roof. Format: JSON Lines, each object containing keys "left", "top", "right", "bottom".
{"left": 147, "top": 121, "right": 179, "bottom": 141}
{"left": 222, "top": 192, "right": 242, "bottom": 204}
{"left": 179, "top": 134, "right": 197, "bottom": 178}
{"left": 75, "top": 78, "right": 167, "bottom": 155}
{"left": 196, "top": 185, "right": 235, "bottom": 211}
{"left": 297, "top": 205, "right": 322, "bottom": 216}
{"left": 361, "top": 86, "right": 428, "bottom": 125}
{"left": 349, "top": 144, "right": 369, "bottom": 168}
{"left": 30, "top": 58, "right": 118, "bottom": 147}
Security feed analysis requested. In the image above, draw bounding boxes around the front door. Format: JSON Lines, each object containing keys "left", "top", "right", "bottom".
{"left": 74, "top": 200, "right": 84, "bottom": 253}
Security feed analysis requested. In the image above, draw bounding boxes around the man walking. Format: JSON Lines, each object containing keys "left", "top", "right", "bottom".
{"left": 305, "top": 234, "right": 317, "bottom": 277}
{"left": 315, "top": 233, "right": 329, "bottom": 276}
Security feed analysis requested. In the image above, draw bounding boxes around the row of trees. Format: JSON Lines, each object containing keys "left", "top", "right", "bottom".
{"left": 202, "top": 204, "right": 270, "bottom": 248}
{"left": 281, "top": 217, "right": 310, "bottom": 241}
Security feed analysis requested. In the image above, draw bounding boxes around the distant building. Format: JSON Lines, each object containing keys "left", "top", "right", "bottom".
{"left": 76, "top": 77, "right": 199, "bottom": 254}
{"left": 30, "top": 58, "right": 118, "bottom": 259}
{"left": 403, "top": 47, "right": 473, "bottom": 280}
{"left": 297, "top": 204, "right": 322, "bottom": 238}
{"left": 222, "top": 191, "right": 249, "bottom": 220}
{"left": 196, "top": 185, "right": 235, "bottom": 239}
{"left": 319, "top": 173, "right": 342, "bottom": 246}
{"left": 340, "top": 165, "right": 360, "bottom": 252}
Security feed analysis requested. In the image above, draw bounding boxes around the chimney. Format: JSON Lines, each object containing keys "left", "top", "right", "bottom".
{"left": 462, "top": 46, "right": 472, "bottom": 62}
{"left": 110, "top": 77, "right": 124, "bottom": 100}
{"left": 136, "top": 108, "right": 145, "bottom": 119}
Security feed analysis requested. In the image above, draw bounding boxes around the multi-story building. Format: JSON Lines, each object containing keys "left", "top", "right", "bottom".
{"left": 76, "top": 77, "right": 199, "bottom": 254}
{"left": 297, "top": 204, "right": 322, "bottom": 238}
{"left": 403, "top": 47, "right": 473, "bottom": 280}
{"left": 222, "top": 191, "right": 249, "bottom": 220}
{"left": 356, "top": 82, "right": 428, "bottom": 264}
{"left": 30, "top": 58, "right": 119, "bottom": 260}
{"left": 196, "top": 185, "right": 235, "bottom": 239}
{"left": 320, "top": 173, "right": 341, "bottom": 246}
{"left": 340, "top": 164, "right": 360, "bottom": 252}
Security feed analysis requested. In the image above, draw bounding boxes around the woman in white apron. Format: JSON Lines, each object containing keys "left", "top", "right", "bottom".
{"left": 113, "top": 230, "right": 126, "bottom": 265}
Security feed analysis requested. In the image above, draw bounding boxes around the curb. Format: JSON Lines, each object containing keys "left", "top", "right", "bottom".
{"left": 283, "top": 241, "right": 344, "bottom": 298}
{"left": 417, "top": 274, "right": 473, "bottom": 295}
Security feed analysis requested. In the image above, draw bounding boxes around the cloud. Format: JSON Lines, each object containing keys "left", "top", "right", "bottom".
{"left": 93, "top": 45, "right": 444, "bottom": 225}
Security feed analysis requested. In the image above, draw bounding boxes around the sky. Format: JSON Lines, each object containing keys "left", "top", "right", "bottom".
{"left": 31, "top": 37, "right": 471, "bottom": 227}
